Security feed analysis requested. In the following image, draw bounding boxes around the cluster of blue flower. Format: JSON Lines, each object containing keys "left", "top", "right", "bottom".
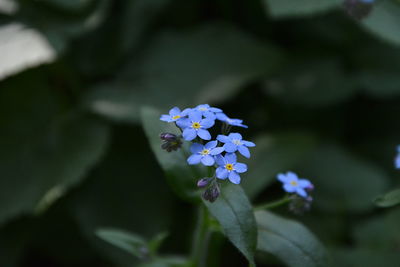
{"left": 160, "top": 104, "right": 254, "bottom": 187}
{"left": 395, "top": 146, "right": 400, "bottom": 169}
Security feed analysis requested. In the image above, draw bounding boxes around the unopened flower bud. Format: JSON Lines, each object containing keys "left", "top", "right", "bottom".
{"left": 197, "top": 178, "right": 210, "bottom": 188}
{"left": 289, "top": 194, "right": 313, "bottom": 215}
{"left": 306, "top": 183, "right": 315, "bottom": 193}
{"left": 160, "top": 132, "right": 182, "bottom": 152}
{"left": 202, "top": 184, "right": 220, "bottom": 203}
{"left": 343, "top": 0, "right": 374, "bottom": 20}
{"left": 160, "top": 133, "right": 178, "bottom": 141}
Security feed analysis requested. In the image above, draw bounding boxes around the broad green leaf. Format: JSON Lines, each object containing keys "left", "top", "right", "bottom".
{"left": 362, "top": 1, "right": 400, "bottom": 46}
{"left": 299, "top": 145, "right": 389, "bottom": 212}
{"left": 203, "top": 184, "right": 257, "bottom": 265}
{"left": 96, "top": 228, "right": 147, "bottom": 259}
{"left": 138, "top": 256, "right": 189, "bottom": 267}
{"left": 242, "top": 133, "right": 316, "bottom": 199}
{"left": 264, "top": 0, "right": 340, "bottom": 18}
{"left": 374, "top": 188, "right": 400, "bottom": 208}
{"left": 86, "top": 24, "right": 283, "bottom": 123}
{"left": 255, "top": 210, "right": 328, "bottom": 267}
{"left": 140, "top": 106, "right": 201, "bottom": 201}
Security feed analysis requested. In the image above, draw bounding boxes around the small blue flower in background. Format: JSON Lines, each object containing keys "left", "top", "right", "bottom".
{"left": 217, "top": 133, "right": 255, "bottom": 158}
{"left": 215, "top": 153, "right": 247, "bottom": 184}
{"left": 217, "top": 113, "right": 248, "bottom": 128}
{"left": 277, "top": 172, "right": 312, "bottom": 198}
{"left": 395, "top": 145, "right": 400, "bottom": 169}
{"left": 160, "top": 107, "right": 189, "bottom": 122}
{"left": 187, "top": 141, "right": 224, "bottom": 166}
{"left": 177, "top": 111, "right": 215, "bottom": 141}
{"left": 195, "top": 104, "right": 222, "bottom": 119}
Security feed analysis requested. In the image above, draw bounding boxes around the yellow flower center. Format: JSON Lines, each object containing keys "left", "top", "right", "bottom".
{"left": 172, "top": 115, "right": 181, "bottom": 120}
{"left": 225, "top": 163, "right": 234, "bottom": 171}
{"left": 192, "top": 122, "right": 201, "bottom": 129}
{"left": 200, "top": 149, "right": 210, "bottom": 155}
{"left": 199, "top": 107, "right": 208, "bottom": 111}
{"left": 290, "top": 180, "right": 298, "bottom": 186}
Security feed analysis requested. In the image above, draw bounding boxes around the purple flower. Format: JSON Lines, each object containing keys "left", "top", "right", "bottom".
{"left": 217, "top": 133, "right": 255, "bottom": 158}
{"left": 216, "top": 113, "right": 248, "bottom": 128}
{"left": 187, "top": 141, "right": 224, "bottom": 166}
{"left": 395, "top": 145, "right": 400, "bottom": 169}
{"left": 277, "top": 172, "right": 312, "bottom": 198}
{"left": 195, "top": 104, "right": 222, "bottom": 119}
{"left": 176, "top": 111, "right": 214, "bottom": 141}
{"left": 160, "top": 107, "right": 189, "bottom": 122}
{"left": 215, "top": 153, "right": 247, "bottom": 184}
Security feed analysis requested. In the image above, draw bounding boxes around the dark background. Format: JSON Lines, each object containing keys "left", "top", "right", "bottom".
{"left": 1, "top": 0, "right": 400, "bottom": 266}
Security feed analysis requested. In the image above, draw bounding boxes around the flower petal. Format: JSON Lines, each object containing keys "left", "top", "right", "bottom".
{"left": 296, "top": 188, "right": 307, "bottom": 198}
{"left": 286, "top": 171, "right": 299, "bottom": 181}
{"left": 205, "top": 140, "right": 217, "bottom": 149}
{"left": 181, "top": 108, "right": 192, "bottom": 116}
{"left": 216, "top": 167, "right": 229, "bottom": 179}
{"left": 160, "top": 115, "right": 172, "bottom": 122}
{"left": 187, "top": 154, "right": 202, "bottom": 165}
{"left": 197, "top": 129, "right": 211, "bottom": 140}
{"left": 217, "top": 134, "right": 230, "bottom": 143}
{"left": 203, "top": 111, "right": 216, "bottom": 120}
{"left": 225, "top": 153, "right": 237, "bottom": 163}
{"left": 223, "top": 142, "right": 237, "bottom": 153}
{"left": 190, "top": 143, "right": 204, "bottom": 154}
{"left": 277, "top": 173, "right": 290, "bottom": 183}
{"left": 176, "top": 118, "right": 190, "bottom": 129}
{"left": 298, "top": 179, "right": 311, "bottom": 188}
{"left": 234, "top": 163, "right": 247, "bottom": 173}
{"left": 229, "top": 133, "right": 242, "bottom": 140}
{"left": 216, "top": 113, "right": 228, "bottom": 121}
{"left": 210, "top": 147, "right": 224, "bottom": 156}
{"left": 238, "top": 145, "right": 250, "bottom": 158}
{"left": 189, "top": 110, "right": 202, "bottom": 122}
{"left": 201, "top": 155, "right": 215, "bottom": 166}
{"left": 229, "top": 171, "right": 241, "bottom": 184}
{"left": 169, "top": 107, "right": 181, "bottom": 116}
{"left": 215, "top": 154, "right": 225, "bottom": 166}
{"left": 200, "top": 118, "right": 215, "bottom": 129}
{"left": 283, "top": 184, "right": 296, "bottom": 193}
{"left": 209, "top": 107, "right": 222, "bottom": 113}
{"left": 183, "top": 128, "right": 197, "bottom": 141}
{"left": 242, "top": 140, "right": 256, "bottom": 147}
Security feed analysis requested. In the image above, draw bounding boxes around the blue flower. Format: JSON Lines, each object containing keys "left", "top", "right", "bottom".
{"left": 215, "top": 153, "right": 247, "bottom": 184}
{"left": 176, "top": 111, "right": 214, "bottom": 141}
{"left": 187, "top": 141, "right": 224, "bottom": 166}
{"left": 395, "top": 145, "right": 400, "bottom": 169}
{"left": 160, "top": 107, "right": 189, "bottom": 122}
{"left": 217, "top": 133, "right": 255, "bottom": 158}
{"left": 277, "top": 172, "right": 312, "bottom": 198}
{"left": 216, "top": 113, "right": 248, "bottom": 128}
{"left": 195, "top": 104, "right": 222, "bottom": 119}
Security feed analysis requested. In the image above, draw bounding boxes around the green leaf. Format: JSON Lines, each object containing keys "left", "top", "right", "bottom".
{"left": 242, "top": 133, "right": 316, "bottom": 199}
{"left": 138, "top": 256, "right": 189, "bottom": 267}
{"left": 203, "top": 184, "right": 257, "bottom": 265}
{"left": 148, "top": 232, "right": 169, "bottom": 256}
{"left": 255, "top": 210, "right": 328, "bottom": 267}
{"left": 140, "top": 106, "right": 201, "bottom": 202}
{"left": 332, "top": 248, "right": 400, "bottom": 267}
{"left": 299, "top": 145, "right": 389, "bottom": 212}
{"left": 86, "top": 24, "right": 283, "bottom": 123}
{"left": 374, "top": 188, "right": 400, "bottom": 208}
{"left": 96, "top": 228, "right": 147, "bottom": 259}
{"left": 264, "top": 0, "right": 340, "bottom": 18}
{"left": 362, "top": 1, "right": 400, "bottom": 46}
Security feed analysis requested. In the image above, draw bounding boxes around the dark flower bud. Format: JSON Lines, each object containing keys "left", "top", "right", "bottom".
{"left": 343, "top": 0, "right": 374, "bottom": 20}
{"left": 202, "top": 184, "right": 220, "bottom": 203}
{"left": 288, "top": 195, "right": 313, "bottom": 215}
{"left": 160, "top": 132, "right": 182, "bottom": 152}
{"left": 306, "top": 183, "right": 314, "bottom": 193}
{"left": 197, "top": 178, "right": 210, "bottom": 188}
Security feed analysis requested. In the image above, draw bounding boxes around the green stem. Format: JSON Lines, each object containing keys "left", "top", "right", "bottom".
{"left": 190, "top": 206, "right": 210, "bottom": 267}
{"left": 254, "top": 196, "right": 291, "bottom": 211}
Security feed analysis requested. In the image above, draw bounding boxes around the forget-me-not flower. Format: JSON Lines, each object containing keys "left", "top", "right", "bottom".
{"left": 176, "top": 111, "right": 214, "bottom": 141}
{"left": 277, "top": 172, "right": 312, "bottom": 198}
{"left": 217, "top": 113, "right": 248, "bottom": 128}
{"left": 160, "top": 107, "right": 190, "bottom": 123}
{"left": 187, "top": 141, "right": 224, "bottom": 166}
{"left": 217, "top": 133, "right": 255, "bottom": 158}
{"left": 195, "top": 104, "right": 222, "bottom": 119}
{"left": 395, "top": 145, "right": 400, "bottom": 169}
{"left": 215, "top": 153, "right": 247, "bottom": 184}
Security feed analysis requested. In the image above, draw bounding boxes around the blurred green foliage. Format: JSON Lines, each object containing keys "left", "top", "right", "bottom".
{"left": 1, "top": 0, "right": 400, "bottom": 266}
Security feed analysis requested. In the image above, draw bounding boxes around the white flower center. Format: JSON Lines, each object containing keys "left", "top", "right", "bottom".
{"left": 232, "top": 139, "right": 241, "bottom": 145}
{"left": 200, "top": 149, "right": 210, "bottom": 155}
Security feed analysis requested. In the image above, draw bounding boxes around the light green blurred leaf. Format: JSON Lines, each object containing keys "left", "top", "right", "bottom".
{"left": 362, "top": 0, "right": 400, "bottom": 46}
{"left": 203, "top": 184, "right": 257, "bottom": 265}
{"left": 255, "top": 210, "right": 328, "bottom": 267}
{"left": 264, "top": 0, "right": 340, "bottom": 18}
{"left": 242, "top": 133, "right": 316, "bottom": 199}
{"left": 140, "top": 106, "right": 200, "bottom": 202}
{"left": 374, "top": 188, "right": 400, "bottom": 208}
{"left": 86, "top": 24, "right": 283, "bottom": 123}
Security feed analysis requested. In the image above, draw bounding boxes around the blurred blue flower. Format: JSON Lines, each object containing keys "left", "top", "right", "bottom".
{"left": 187, "top": 141, "right": 224, "bottom": 166}
{"left": 176, "top": 111, "right": 214, "bottom": 141}
{"left": 216, "top": 113, "right": 248, "bottom": 128}
{"left": 195, "top": 104, "right": 222, "bottom": 119}
{"left": 395, "top": 145, "right": 400, "bottom": 169}
{"left": 215, "top": 153, "right": 247, "bottom": 184}
{"left": 160, "top": 107, "right": 189, "bottom": 122}
{"left": 217, "top": 133, "right": 255, "bottom": 158}
{"left": 277, "top": 172, "right": 313, "bottom": 198}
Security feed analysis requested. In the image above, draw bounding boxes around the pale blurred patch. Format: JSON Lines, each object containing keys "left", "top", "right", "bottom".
{"left": 0, "top": 0, "right": 18, "bottom": 14}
